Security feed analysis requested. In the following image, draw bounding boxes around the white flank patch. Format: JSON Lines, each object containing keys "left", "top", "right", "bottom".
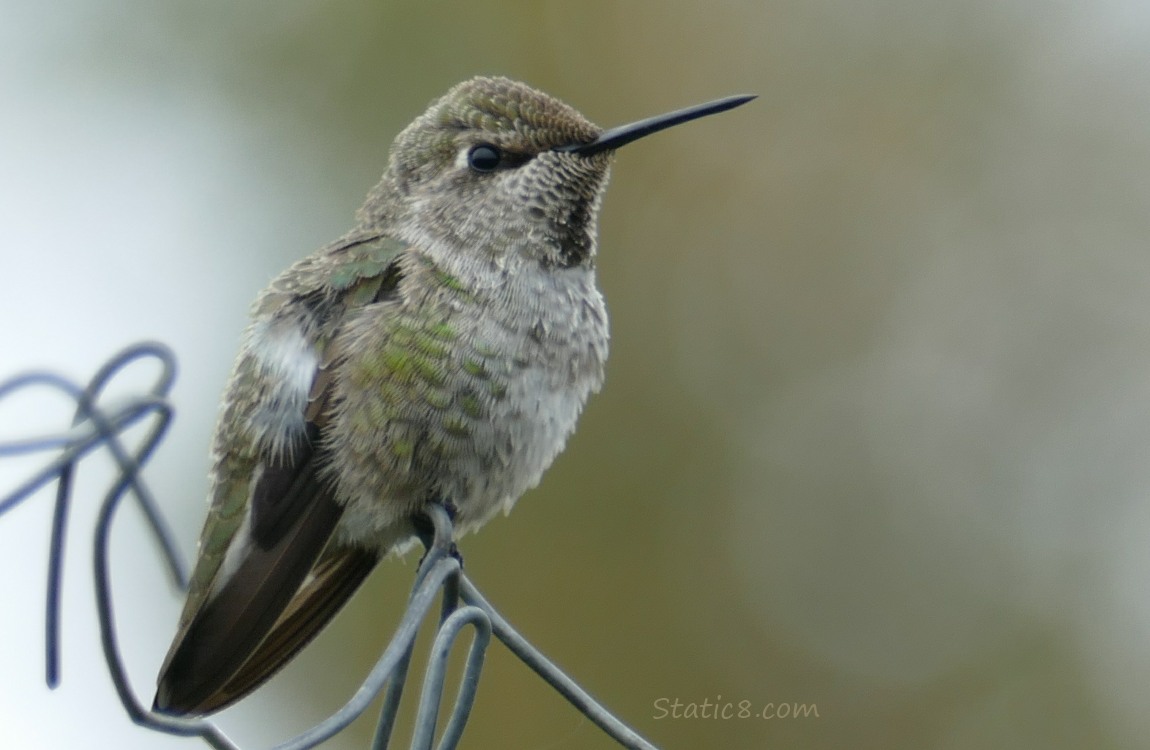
{"left": 249, "top": 318, "right": 319, "bottom": 394}
{"left": 247, "top": 317, "right": 319, "bottom": 456}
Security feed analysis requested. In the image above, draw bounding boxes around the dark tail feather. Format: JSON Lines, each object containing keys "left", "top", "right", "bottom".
{"left": 153, "top": 466, "right": 343, "bottom": 716}
{"left": 204, "top": 545, "right": 379, "bottom": 710}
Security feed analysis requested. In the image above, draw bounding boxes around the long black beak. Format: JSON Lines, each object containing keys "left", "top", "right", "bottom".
{"left": 556, "top": 94, "right": 756, "bottom": 156}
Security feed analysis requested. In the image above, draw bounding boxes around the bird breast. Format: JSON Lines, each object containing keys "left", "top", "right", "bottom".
{"left": 327, "top": 248, "right": 609, "bottom": 551}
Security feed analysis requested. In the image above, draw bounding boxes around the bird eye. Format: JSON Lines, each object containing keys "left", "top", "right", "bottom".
{"left": 467, "top": 144, "right": 502, "bottom": 173}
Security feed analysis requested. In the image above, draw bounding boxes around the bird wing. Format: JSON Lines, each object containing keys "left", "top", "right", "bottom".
{"left": 154, "top": 234, "right": 407, "bottom": 715}
{"left": 186, "top": 543, "right": 381, "bottom": 712}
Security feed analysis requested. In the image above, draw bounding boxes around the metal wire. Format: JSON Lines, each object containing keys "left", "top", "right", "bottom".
{"left": 0, "top": 343, "right": 661, "bottom": 750}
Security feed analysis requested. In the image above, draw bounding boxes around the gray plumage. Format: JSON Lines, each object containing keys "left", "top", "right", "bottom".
{"left": 153, "top": 76, "right": 752, "bottom": 715}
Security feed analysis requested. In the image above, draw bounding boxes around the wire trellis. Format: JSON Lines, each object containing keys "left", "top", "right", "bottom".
{"left": 0, "top": 342, "right": 659, "bottom": 750}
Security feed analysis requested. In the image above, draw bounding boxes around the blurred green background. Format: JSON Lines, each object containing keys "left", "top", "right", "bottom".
{"left": 3, "top": 1, "right": 1150, "bottom": 748}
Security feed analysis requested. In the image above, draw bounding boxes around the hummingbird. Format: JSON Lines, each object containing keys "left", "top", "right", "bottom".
{"left": 153, "top": 76, "right": 753, "bottom": 716}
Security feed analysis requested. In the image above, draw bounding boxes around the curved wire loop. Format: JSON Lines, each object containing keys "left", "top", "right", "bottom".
{"left": 0, "top": 344, "right": 660, "bottom": 750}
{"left": 0, "top": 341, "right": 187, "bottom": 688}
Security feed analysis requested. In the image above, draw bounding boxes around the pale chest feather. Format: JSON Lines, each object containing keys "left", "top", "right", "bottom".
{"left": 328, "top": 250, "right": 609, "bottom": 547}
